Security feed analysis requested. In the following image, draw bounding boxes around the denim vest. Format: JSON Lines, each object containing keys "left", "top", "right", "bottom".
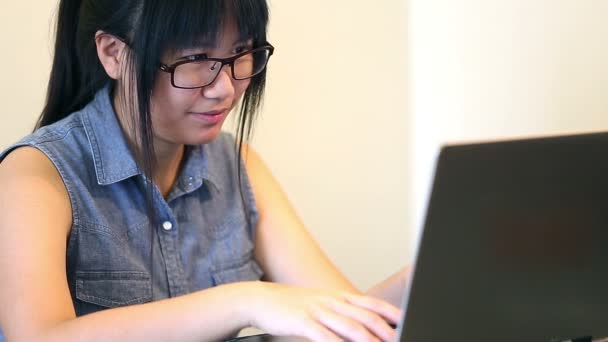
{"left": 0, "top": 87, "right": 262, "bottom": 339}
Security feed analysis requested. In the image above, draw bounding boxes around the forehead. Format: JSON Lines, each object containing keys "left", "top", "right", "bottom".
{"left": 152, "top": 0, "right": 267, "bottom": 52}
{"left": 165, "top": 20, "right": 249, "bottom": 56}
{"left": 203, "top": 19, "right": 248, "bottom": 47}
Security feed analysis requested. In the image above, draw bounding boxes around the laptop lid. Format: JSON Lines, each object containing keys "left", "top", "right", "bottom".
{"left": 399, "top": 132, "right": 608, "bottom": 342}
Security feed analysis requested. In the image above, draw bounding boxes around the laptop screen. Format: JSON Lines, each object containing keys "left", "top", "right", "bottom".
{"left": 400, "top": 132, "right": 608, "bottom": 342}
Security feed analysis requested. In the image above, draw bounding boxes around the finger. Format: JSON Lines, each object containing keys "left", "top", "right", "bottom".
{"left": 303, "top": 319, "right": 343, "bottom": 342}
{"left": 326, "top": 298, "right": 397, "bottom": 342}
{"left": 314, "top": 306, "right": 381, "bottom": 342}
{"left": 342, "top": 294, "right": 402, "bottom": 325}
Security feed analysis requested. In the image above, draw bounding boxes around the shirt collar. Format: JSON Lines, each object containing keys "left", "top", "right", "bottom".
{"left": 81, "top": 85, "right": 222, "bottom": 191}
{"left": 81, "top": 86, "right": 141, "bottom": 185}
{"left": 172, "top": 144, "right": 222, "bottom": 197}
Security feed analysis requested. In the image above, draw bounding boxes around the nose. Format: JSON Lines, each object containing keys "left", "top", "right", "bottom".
{"left": 202, "top": 65, "right": 235, "bottom": 100}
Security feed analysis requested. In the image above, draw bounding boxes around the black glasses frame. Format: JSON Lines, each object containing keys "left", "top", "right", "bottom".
{"left": 159, "top": 44, "right": 274, "bottom": 89}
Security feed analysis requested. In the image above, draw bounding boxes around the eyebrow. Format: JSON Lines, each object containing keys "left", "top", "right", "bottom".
{"left": 173, "top": 38, "right": 254, "bottom": 61}
{"left": 190, "top": 35, "right": 253, "bottom": 49}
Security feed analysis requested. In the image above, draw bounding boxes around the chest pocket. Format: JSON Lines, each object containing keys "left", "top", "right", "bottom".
{"left": 74, "top": 271, "right": 152, "bottom": 315}
{"left": 211, "top": 254, "right": 264, "bottom": 286}
{"left": 203, "top": 211, "right": 264, "bottom": 286}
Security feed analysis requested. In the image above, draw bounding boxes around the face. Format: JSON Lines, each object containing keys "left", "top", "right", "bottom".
{"left": 150, "top": 21, "right": 251, "bottom": 147}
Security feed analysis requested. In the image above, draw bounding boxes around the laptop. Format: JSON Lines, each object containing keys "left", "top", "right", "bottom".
{"left": 232, "top": 131, "right": 608, "bottom": 342}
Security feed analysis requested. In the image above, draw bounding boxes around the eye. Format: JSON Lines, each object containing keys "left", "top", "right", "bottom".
{"left": 184, "top": 53, "right": 208, "bottom": 61}
{"left": 233, "top": 46, "right": 248, "bottom": 54}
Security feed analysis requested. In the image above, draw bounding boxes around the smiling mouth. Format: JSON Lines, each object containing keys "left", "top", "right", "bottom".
{"left": 190, "top": 108, "right": 229, "bottom": 116}
{"left": 187, "top": 109, "right": 229, "bottom": 125}
{"left": 192, "top": 111, "right": 223, "bottom": 116}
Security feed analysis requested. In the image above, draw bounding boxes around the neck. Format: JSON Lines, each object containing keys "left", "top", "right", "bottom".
{"left": 153, "top": 140, "right": 186, "bottom": 197}
{"left": 111, "top": 87, "right": 185, "bottom": 198}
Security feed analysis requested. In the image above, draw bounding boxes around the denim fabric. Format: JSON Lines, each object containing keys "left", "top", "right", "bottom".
{"left": 0, "top": 86, "right": 262, "bottom": 338}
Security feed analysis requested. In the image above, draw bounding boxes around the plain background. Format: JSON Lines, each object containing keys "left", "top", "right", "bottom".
{"left": 1, "top": 0, "right": 607, "bottom": 291}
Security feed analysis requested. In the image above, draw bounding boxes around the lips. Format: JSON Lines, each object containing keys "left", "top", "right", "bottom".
{"left": 188, "top": 108, "right": 229, "bottom": 125}
{"left": 191, "top": 108, "right": 227, "bottom": 116}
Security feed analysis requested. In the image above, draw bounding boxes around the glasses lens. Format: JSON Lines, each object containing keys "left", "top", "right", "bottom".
{"left": 170, "top": 47, "right": 271, "bottom": 88}
{"left": 233, "top": 48, "right": 271, "bottom": 80}
{"left": 173, "top": 60, "right": 220, "bottom": 88}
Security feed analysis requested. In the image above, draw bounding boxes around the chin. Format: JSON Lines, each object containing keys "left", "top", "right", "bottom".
{"left": 186, "top": 127, "right": 224, "bottom": 145}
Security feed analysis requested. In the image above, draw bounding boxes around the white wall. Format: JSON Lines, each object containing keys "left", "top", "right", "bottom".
{"left": 409, "top": 0, "right": 608, "bottom": 234}
{"left": 0, "top": 1, "right": 411, "bottom": 290}
{"left": 0, "top": 1, "right": 56, "bottom": 145}
{"left": 252, "top": 1, "right": 411, "bottom": 289}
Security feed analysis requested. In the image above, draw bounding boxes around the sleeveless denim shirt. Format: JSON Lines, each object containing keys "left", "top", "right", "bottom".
{"left": 0, "top": 86, "right": 263, "bottom": 339}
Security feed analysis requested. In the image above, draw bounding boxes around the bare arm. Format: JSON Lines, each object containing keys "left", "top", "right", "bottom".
{"left": 365, "top": 266, "right": 412, "bottom": 307}
{"left": 243, "top": 146, "right": 358, "bottom": 292}
{"left": 242, "top": 146, "right": 403, "bottom": 340}
{"left": 241, "top": 146, "right": 412, "bottom": 307}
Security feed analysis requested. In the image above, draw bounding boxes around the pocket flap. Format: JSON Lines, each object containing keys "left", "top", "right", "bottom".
{"left": 75, "top": 271, "right": 152, "bottom": 308}
{"left": 212, "top": 259, "right": 263, "bottom": 285}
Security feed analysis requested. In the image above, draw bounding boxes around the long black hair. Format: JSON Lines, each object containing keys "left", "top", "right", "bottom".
{"left": 38, "top": 0, "right": 269, "bottom": 202}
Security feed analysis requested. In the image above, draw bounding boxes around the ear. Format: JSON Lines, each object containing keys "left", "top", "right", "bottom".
{"left": 95, "top": 30, "right": 128, "bottom": 80}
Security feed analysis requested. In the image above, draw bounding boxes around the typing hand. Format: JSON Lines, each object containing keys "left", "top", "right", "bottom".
{"left": 247, "top": 282, "right": 401, "bottom": 342}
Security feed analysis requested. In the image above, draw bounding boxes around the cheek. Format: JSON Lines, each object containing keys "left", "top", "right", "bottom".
{"left": 152, "top": 76, "right": 199, "bottom": 113}
{"left": 233, "top": 79, "right": 251, "bottom": 101}
{"left": 153, "top": 72, "right": 174, "bottom": 97}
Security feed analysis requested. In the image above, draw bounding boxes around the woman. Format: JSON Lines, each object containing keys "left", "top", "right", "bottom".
{"left": 0, "top": 0, "right": 408, "bottom": 341}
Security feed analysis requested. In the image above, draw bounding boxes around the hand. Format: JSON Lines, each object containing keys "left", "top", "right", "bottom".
{"left": 366, "top": 266, "right": 412, "bottom": 307}
{"left": 247, "top": 282, "right": 402, "bottom": 342}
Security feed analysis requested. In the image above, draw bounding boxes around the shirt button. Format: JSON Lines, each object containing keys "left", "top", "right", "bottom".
{"left": 162, "top": 221, "right": 173, "bottom": 231}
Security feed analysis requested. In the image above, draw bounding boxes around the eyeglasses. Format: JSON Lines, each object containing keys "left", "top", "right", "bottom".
{"left": 159, "top": 44, "right": 274, "bottom": 89}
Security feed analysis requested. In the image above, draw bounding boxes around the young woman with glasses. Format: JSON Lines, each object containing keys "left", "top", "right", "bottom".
{"left": 0, "top": 1, "right": 408, "bottom": 341}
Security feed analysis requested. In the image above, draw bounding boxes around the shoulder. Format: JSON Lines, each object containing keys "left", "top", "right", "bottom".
{"left": 0, "top": 118, "right": 82, "bottom": 231}
{"left": 1, "top": 111, "right": 92, "bottom": 172}
{"left": 0, "top": 113, "right": 87, "bottom": 170}
{"left": 18, "top": 114, "right": 84, "bottom": 147}
{"left": 0, "top": 146, "right": 69, "bottom": 204}
{"left": 0, "top": 146, "right": 72, "bottom": 236}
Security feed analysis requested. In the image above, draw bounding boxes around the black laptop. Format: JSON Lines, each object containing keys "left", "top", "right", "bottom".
{"left": 233, "top": 132, "right": 608, "bottom": 342}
